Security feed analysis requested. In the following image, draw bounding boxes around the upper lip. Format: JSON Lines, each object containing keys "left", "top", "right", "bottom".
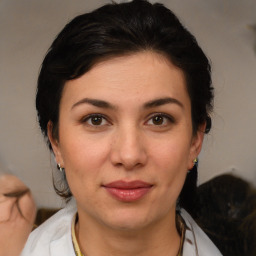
{"left": 103, "top": 180, "right": 153, "bottom": 189}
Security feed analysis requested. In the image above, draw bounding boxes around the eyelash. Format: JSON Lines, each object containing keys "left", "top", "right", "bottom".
{"left": 146, "top": 113, "right": 175, "bottom": 126}
{"left": 81, "top": 113, "right": 175, "bottom": 127}
{"left": 81, "top": 114, "right": 110, "bottom": 126}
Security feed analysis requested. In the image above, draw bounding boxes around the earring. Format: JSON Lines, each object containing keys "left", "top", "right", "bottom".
{"left": 188, "top": 158, "right": 198, "bottom": 173}
{"left": 57, "top": 163, "right": 64, "bottom": 172}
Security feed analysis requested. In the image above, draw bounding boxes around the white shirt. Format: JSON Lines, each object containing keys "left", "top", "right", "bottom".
{"left": 21, "top": 201, "right": 222, "bottom": 256}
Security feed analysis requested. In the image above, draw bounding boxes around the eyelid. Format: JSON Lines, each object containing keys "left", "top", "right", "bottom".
{"left": 81, "top": 113, "right": 111, "bottom": 126}
{"left": 80, "top": 112, "right": 175, "bottom": 127}
{"left": 145, "top": 112, "right": 175, "bottom": 125}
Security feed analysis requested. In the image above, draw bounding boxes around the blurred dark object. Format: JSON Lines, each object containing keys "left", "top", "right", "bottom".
{"left": 35, "top": 208, "right": 59, "bottom": 226}
{"left": 190, "top": 174, "right": 256, "bottom": 256}
{"left": 179, "top": 160, "right": 198, "bottom": 211}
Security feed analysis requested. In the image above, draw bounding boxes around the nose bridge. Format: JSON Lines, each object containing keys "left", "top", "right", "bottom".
{"left": 110, "top": 122, "right": 147, "bottom": 169}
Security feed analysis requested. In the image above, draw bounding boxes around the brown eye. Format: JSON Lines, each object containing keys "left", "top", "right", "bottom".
{"left": 91, "top": 116, "right": 103, "bottom": 125}
{"left": 146, "top": 113, "right": 174, "bottom": 127}
{"left": 82, "top": 114, "right": 108, "bottom": 126}
{"left": 152, "top": 115, "right": 164, "bottom": 125}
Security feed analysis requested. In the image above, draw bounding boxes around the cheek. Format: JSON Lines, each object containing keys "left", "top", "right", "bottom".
{"left": 151, "top": 137, "right": 191, "bottom": 170}
{"left": 156, "top": 147, "right": 188, "bottom": 188}
{"left": 148, "top": 136, "right": 191, "bottom": 193}
{"left": 60, "top": 130, "right": 110, "bottom": 165}
{"left": 58, "top": 133, "right": 111, "bottom": 188}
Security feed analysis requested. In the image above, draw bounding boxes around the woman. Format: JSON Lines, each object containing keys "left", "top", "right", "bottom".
{"left": 22, "top": 0, "right": 222, "bottom": 255}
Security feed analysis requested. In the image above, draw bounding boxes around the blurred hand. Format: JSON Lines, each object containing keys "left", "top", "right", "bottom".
{"left": 0, "top": 174, "right": 36, "bottom": 256}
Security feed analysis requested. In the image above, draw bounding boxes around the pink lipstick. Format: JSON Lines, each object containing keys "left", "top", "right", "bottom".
{"left": 103, "top": 180, "right": 153, "bottom": 202}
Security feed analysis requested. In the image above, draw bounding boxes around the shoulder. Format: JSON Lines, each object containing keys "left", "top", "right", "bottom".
{"left": 21, "top": 200, "right": 77, "bottom": 256}
{"left": 181, "top": 209, "right": 223, "bottom": 256}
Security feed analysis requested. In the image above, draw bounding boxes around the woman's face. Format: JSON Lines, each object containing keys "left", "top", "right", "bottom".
{"left": 49, "top": 52, "right": 204, "bottom": 231}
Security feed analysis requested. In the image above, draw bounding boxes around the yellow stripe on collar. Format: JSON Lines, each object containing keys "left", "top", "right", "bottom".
{"left": 71, "top": 213, "right": 84, "bottom": 256}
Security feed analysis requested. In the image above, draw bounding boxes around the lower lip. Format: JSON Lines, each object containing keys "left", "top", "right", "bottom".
{"left": 104, "top": 187, "right": 152, "bottom": 202}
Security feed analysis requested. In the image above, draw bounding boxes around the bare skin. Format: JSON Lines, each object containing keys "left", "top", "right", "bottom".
{"left": 49, "top": 51, "right": 205, "bottom": 256}
{"left": 0, "top": 174, "right": 36, "bottom": 256}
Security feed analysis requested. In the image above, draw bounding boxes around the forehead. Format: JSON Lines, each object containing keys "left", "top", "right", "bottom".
{"left": 61, "top": 51, "right": 190, "bottom": 109}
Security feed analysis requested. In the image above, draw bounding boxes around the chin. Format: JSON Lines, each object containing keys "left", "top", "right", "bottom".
{"left": 100, "top": 207, "right": 159, "bottom": 232}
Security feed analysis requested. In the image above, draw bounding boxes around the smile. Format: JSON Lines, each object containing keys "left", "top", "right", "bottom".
{"left": 103, "top": 180, "right": 153, "bottom": 202}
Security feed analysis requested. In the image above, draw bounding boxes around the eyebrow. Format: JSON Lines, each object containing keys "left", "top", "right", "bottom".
{"left": 72, "top": 98, "right": 115, "bottom": 110}
{"left": 71, "top": 97, "right": 183, "bottom": 110}
{"left": 143, "top": 97, "right": 184, "bottom": 109}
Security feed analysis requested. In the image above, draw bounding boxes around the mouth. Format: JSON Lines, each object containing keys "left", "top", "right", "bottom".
{"left": 102, "top": 180, "right": 153, "bottom": 202}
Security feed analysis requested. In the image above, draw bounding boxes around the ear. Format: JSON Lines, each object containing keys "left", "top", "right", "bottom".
{"left": 47, "top": 121, "right": 64, "bottom": 167}
{"left": 187, "top": 122, "right": 206, "bottom": 170}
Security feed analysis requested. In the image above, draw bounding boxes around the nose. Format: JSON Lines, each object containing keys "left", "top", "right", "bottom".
{"left": 110, "top": 125, "right": 147, "bottom": 170}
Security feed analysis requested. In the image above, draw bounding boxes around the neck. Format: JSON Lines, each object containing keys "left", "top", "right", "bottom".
{"left": 75, "top": 209, "right": 180, "bottom": 256}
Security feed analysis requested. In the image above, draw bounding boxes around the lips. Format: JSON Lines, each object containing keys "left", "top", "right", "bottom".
{"left": 103, "top": 180, "right": 153, "bottom": 202}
